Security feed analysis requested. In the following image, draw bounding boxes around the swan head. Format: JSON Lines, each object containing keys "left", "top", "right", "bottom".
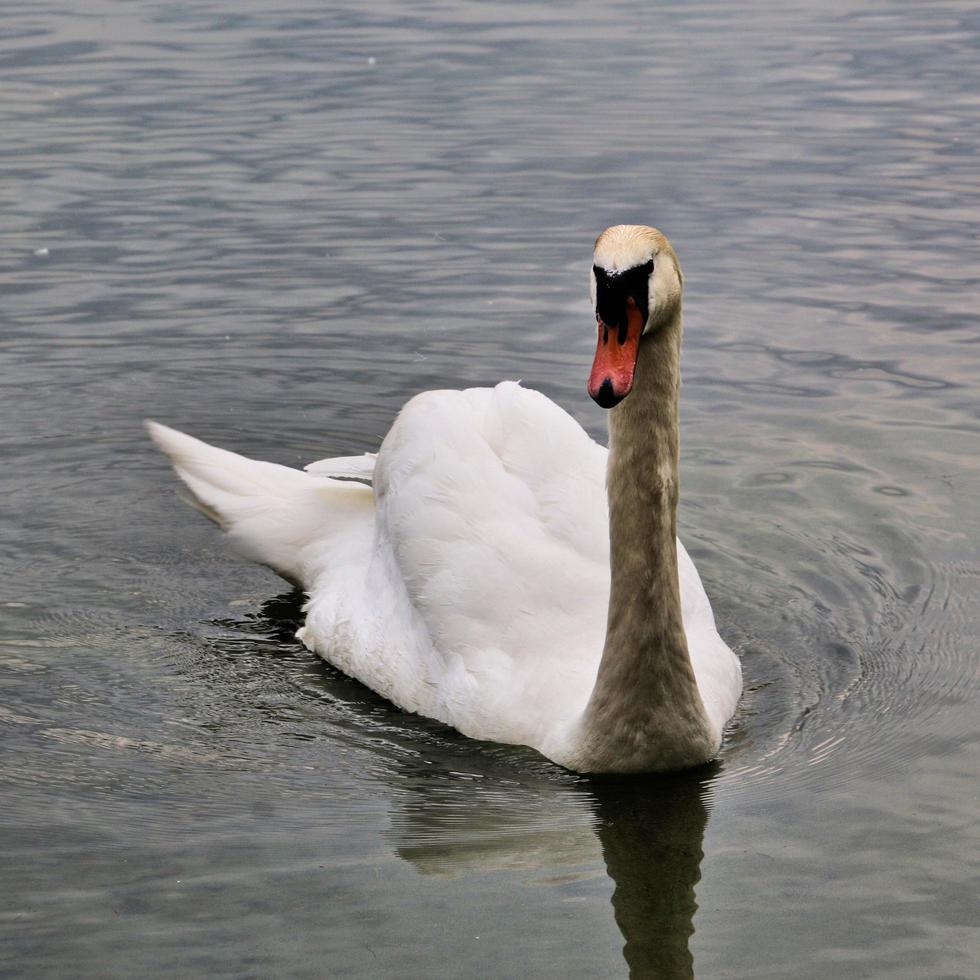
{"left": 588, "top": 224, "right": 683, "bottom": 409}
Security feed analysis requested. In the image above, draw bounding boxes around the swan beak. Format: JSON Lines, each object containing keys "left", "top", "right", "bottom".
{"left": 588, "top": 296, "right": 644, "bottom": 409}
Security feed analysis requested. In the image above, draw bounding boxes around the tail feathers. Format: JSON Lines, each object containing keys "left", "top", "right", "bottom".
{"left": 146, "top": 421, "right": 371, "bottom": 585}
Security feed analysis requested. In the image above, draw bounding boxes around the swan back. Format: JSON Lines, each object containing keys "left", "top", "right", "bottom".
{"left": 358, "top": 382, "right": 611, "bottom": 746}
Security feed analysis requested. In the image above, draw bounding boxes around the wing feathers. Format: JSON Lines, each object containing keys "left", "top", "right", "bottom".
{"left": 304, "top": 453, "right": 376, "bottom": 482}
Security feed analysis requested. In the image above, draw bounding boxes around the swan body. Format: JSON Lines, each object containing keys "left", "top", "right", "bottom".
{"left": 149, "top": 226, "right": 742, "bottom": 772}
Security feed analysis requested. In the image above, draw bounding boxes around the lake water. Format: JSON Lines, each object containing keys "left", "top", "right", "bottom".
{"left": 2, "top": 1, "right": 978, "bottom": 977}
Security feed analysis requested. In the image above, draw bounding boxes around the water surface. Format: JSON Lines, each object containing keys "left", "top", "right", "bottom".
{"left": 2, "top": 1, "right": 978, "bottom": 977}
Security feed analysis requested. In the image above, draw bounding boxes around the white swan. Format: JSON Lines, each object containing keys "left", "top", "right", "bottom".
{"left": 148, "top": 225, "right": 741, "bottom": 773}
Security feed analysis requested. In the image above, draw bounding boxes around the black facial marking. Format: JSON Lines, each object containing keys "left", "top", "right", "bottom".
{"left": 594, "top": 259, "right": 654, "bottom": 340}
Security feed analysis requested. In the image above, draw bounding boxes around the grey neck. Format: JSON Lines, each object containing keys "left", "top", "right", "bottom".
{"left": 579, "top": 309, "right": 715, "bottom": 772}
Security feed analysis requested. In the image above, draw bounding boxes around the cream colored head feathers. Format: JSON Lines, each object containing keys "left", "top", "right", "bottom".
{"left": 591, "top": 224, "right": 683, "bottom": 332}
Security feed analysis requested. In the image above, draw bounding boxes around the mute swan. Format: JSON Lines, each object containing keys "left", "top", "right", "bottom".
{"left": 148, "top": 225, "right": 742, "bottom": 773}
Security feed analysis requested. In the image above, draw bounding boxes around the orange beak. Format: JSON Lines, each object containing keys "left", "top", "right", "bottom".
{"left": 588, "top": 296, "right": 644, "bottom": 408}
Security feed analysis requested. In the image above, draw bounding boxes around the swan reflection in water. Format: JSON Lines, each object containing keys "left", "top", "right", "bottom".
{"left": 392, "top": 767, "right": 710, "bottom": 980}
{"left": 251, "top": 591, "right": 714, "bottom": 980}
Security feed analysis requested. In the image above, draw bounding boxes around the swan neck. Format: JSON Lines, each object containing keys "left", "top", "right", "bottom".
{"left": 580, "top": 309, "right": 715, "bottom": 772}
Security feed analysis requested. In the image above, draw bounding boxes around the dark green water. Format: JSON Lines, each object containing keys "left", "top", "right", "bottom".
{"left": 2, "top": 1, "right": 978, "bottom": 977}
